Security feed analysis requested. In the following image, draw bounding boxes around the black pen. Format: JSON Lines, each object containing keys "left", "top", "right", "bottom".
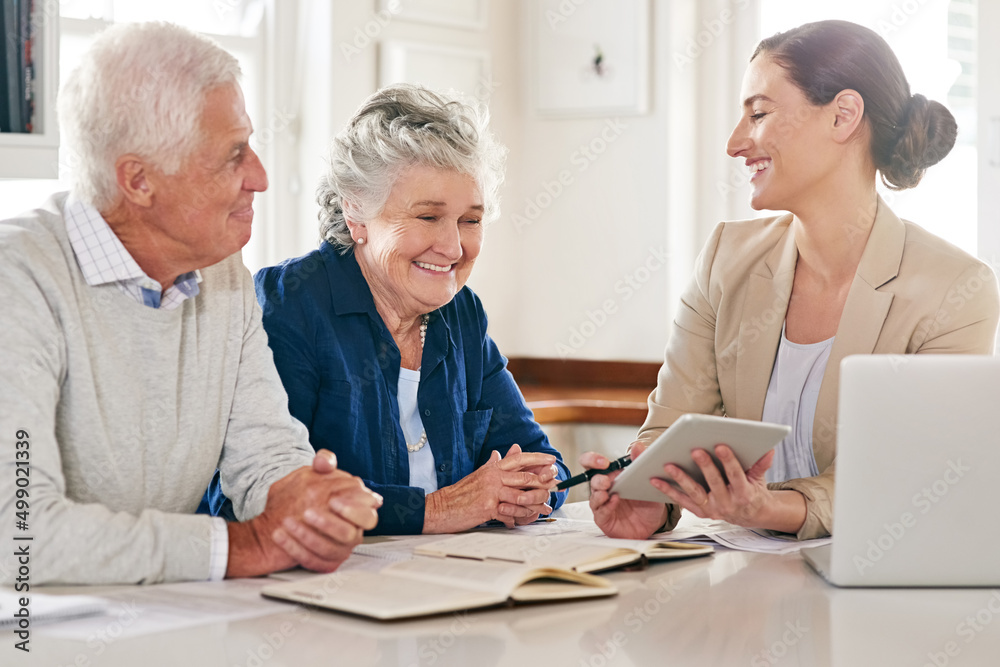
{"left": 556, "top": 454, "right": 632, "bottom": 491}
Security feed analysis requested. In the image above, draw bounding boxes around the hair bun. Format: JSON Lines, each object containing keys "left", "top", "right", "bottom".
{"left": 881, "top": 94, "right": 957, "bottom": 190}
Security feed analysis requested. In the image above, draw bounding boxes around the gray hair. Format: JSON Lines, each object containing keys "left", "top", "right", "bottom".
{"left": 317, "top": 83, "right": 507, "bottom": 252}
{"left": 59, "top": 22, "right": 242, "bottom": 210}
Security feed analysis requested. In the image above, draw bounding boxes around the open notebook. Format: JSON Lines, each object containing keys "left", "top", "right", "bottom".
{"left": 262, "top": 527, "right": 712, "bottom": 620}
{"left": 261, "top": 555, "right": 616, "bottom": 620}
{"left": 414, "top": 532, "right": 713, "bottom": 572}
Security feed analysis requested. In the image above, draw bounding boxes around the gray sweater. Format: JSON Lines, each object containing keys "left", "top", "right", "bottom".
{"left": 0, "top": 193, "right": 314, "bottom": 585}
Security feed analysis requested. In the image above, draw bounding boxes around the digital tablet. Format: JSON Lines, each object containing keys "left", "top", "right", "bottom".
{"left": 610, "top": 414, "right": 791, "bottom": 503}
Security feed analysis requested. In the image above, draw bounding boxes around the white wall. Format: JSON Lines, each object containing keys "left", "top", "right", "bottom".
{"left": 289, "top": 1, "right": 760, "bottom": 362}
{"left": 483, "top": 0, "right": 758, "bottom": 361}
{"left": 485, "top": 1, "right": 674, "bottom": 362}
{"left": 980, "top": 0, "right": 1000, "bottom": 267}
{"left": 979, "top": 0, "right": 1000, "bottom": 352}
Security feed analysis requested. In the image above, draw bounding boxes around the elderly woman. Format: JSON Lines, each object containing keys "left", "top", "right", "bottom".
{"left": 585, "top": 20, "right": 999, "bottom": 541}
{"left": 208, "top": 84, "right": 568, "bottom": 534}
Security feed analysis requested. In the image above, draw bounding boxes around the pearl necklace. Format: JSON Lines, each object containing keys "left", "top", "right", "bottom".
{"left": 406, "top": 313, "right": 430, "bottom": 454}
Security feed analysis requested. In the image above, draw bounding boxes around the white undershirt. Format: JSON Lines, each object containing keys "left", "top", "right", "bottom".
{"left": 397, "top": 367, "right": 438, "bottom": 494}
{"left": 762, "top": 325, "right": 833, "bottom": 483}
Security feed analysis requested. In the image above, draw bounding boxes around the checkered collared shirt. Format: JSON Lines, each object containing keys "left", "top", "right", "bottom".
{"left": 64, "top": 196, "right": 201, "bottom": 310}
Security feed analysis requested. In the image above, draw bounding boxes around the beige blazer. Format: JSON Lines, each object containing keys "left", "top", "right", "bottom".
{"left": 640, "top": 197, "right": 999, "bottom": 539}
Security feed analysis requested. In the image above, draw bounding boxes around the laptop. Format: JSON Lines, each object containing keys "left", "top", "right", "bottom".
{"left": 802, "top": 354, "right": 1000, "bottom": 586}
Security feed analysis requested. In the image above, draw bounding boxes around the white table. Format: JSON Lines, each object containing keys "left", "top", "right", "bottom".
{"left": 9, "top": 509, "right": 1000, "bottom": 667}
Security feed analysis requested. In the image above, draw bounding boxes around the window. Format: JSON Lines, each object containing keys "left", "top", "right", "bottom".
{"left": 759, "top": 0, "right": 977, "bottom": 256}
{"left": 0, "top": 0, "right": 271, "bottom": 267}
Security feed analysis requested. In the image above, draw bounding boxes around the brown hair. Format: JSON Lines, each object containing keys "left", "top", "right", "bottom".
{"left": 752, "top": 20, "right": 956, "bottom": 190}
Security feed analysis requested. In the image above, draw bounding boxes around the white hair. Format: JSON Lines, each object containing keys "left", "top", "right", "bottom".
{"left": 58, "top": 22, "right": 242, "bottom": 210}
{"left": 317, "top": 83, "right": 507, "bottom": 252}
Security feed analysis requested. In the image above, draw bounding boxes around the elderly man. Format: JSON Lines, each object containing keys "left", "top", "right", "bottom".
{"left": 0, "top": 22, "right": 380, "bottom": 585}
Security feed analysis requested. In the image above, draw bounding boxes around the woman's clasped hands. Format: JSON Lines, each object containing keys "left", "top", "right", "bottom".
{"left": 424, "top": 444, "right": 559, "bottom": 533}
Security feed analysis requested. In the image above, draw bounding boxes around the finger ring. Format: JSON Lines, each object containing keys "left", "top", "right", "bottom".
{"left": 699, "top": 497, "right": 709, "bottom": 507}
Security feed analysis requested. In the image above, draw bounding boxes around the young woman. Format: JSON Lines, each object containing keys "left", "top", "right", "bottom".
{"left": 585, "top": 20, "right": 999, "bottom": 540}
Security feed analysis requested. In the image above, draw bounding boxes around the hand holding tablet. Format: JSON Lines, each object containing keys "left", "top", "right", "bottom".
{"left": 610, "top": 414, "right": 790, "bottom": 504}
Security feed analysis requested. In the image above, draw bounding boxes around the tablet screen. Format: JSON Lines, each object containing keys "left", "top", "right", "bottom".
{"left": 610, "top": 414, "right": 790, "bottom": 503}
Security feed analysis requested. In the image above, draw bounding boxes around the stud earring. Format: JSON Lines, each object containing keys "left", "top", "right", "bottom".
{"left": 356, "top": 237, "right": 366, "bottom": 245}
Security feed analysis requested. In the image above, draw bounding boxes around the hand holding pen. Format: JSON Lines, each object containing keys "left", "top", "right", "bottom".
{"left": 556, "top": 454, "right": 632, "bottom": 491}
{"left": 580, "top": 442, "right": 672, "bottom": 540}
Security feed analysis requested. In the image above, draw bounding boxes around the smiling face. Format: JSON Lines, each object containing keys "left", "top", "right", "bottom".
{"left": 145, "top": 82, "right": 268, "bottom": 267}
{"left": 726, "top": 55, "right": 840, "bottom": 213}
{"left": 351, "top": 164, "right": 485, "bottom": 321}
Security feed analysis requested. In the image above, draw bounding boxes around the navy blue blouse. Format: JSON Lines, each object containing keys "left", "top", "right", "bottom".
{"left": 208, "top": 241, "right": 568, "bottom": 533}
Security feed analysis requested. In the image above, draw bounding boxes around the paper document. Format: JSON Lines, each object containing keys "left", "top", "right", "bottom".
{"left": 705, "top": 528, "right": 831, "bottom": 555}
{"left": 37, "top": 579, "right": 287, "bottom": 641}
{"left": 662, "top": 513, "right": 831, "bottom": 554}
{"left": 0, "top": 591, "right": 109, "bottom": 628}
